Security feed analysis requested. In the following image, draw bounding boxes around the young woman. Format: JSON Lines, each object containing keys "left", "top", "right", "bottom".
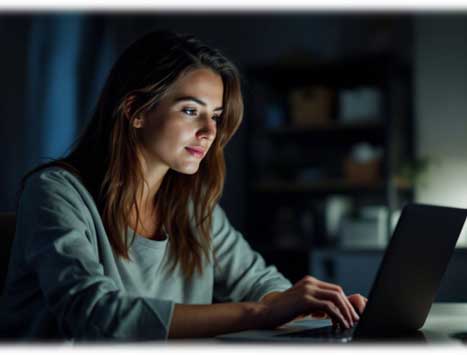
{"left": 0, "top": 30, "right": 366, "bottom": 341}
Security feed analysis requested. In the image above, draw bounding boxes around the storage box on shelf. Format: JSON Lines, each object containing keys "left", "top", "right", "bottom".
{"left": 244, "top": 53, "right": 414, "bottom": 283}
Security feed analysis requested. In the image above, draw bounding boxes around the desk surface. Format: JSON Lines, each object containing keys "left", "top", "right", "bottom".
{"left": 421, "top": 303, "right": 467, "bottom": 342}
{"left": 217, "top": 303, "right": 467, "bottom": 344}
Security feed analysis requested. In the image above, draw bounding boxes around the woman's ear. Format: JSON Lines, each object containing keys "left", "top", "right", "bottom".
{"left": 124, "top": 94, "right": 145, "bottom": 128}
{"left": 132, "top": 115, "right": 145, "bottom": 129}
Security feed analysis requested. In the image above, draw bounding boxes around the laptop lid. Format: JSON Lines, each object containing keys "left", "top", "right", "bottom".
{"left": 354, "top": 203, "right": 466, "bottom": 338}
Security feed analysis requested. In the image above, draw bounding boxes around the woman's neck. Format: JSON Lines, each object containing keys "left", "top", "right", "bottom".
{"left": 130, "top": 150, "right": 170, "bottom": 239}
{"left": 136, "top": 149, "right": 169, "bottom": 205}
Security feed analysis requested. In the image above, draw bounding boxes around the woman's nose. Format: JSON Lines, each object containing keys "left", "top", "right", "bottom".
{"left": 197, "top": 114, "right": 217, "bottom": 140}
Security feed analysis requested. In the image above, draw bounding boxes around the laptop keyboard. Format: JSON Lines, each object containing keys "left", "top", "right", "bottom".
{"left": 276, "top": 324, "right": 356, "bottom": 341}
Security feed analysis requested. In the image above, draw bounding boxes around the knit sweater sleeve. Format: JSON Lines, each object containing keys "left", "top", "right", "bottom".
{"left": 211, "top": 204, "right": 292, "bottom": 303}
{"left": 14, "top": 169, "right": 174, "bottom": 340}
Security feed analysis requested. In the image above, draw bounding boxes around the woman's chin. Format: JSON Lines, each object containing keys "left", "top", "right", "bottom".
{"left": 173, "top": 164, "right": 200, "bottom": 175}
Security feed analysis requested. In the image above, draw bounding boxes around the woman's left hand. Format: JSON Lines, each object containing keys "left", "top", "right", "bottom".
{"left": 309, "top": 293, "right": 367, "bottom": 320}
{"left": 347, "top": 293, "right": 367, "bottom": 315}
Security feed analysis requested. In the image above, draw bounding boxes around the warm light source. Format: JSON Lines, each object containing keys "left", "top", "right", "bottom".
{"left": 416, "top": 158, "right": 467, "bottom": 247}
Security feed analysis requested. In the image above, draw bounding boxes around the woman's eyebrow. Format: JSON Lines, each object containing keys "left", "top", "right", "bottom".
{"left": 173, "top": 96, "right": 223, "bottom": 112}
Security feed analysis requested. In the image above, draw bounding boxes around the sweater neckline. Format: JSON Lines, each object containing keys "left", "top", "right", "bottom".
{"left": 127, "top": 227, "right": 168, "bottom": 249}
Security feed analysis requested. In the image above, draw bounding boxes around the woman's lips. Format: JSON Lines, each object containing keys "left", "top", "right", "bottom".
{"left": 185, "top": 147, "right": 205, "bottom": 158}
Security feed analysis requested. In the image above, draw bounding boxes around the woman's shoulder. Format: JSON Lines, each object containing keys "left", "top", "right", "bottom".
{"left": 21, "top": 165, "right": 90, "bottom": 203}
{"left": 18, "top": 165, "right": 99, "bottom": 227}
{"left": 25, "top": 165, "right": 78, "bottom": 186}
{"left": 209, "top": 204, "right": 230, "bottom": 235}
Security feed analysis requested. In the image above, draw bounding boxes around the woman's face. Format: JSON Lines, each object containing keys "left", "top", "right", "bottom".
{"left": 136, "top": 68, "right": 224, "bottom": 175}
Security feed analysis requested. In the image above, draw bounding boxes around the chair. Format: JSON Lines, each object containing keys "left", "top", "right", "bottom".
{"left": 0, "top": 213, "right": 16, "bottom": 293}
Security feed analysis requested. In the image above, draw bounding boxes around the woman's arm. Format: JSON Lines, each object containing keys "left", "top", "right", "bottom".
{"left": 169, "top": 276, "right": 367, "bottom": 338}
{"left": 14, "top": 169, "right": 174, "bottom": 340}
{"left": 168, "top": 302, "right": 265, "bottom": 338}
{"left": 211, "top": 205, "right": 292, "bottom": 302}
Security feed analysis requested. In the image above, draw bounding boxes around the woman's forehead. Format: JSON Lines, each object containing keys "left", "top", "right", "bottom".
{"left": 167, "top": 68, "right": 224, "bottom": 106}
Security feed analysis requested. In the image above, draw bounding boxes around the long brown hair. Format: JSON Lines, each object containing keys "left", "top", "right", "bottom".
{"left": 19, "top": 30, "right": 244, "bottom": 279}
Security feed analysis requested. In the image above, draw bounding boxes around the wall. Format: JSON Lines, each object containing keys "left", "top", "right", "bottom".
{"left": 415, "top": 15, "right": 467, "bottom": 208}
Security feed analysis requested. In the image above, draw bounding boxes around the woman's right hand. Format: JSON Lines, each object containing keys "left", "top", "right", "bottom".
{"left": 258, "top": 276, "right": 361, "bottom": 330}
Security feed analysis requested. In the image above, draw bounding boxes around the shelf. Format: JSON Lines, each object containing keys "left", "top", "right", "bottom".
{"left": 261, "top": 121, "right": 386, "bottom": 146}
{"left": 245, "top": 50, "right": 414, "bottom": 281}
{"left": 248, "top": 53, "right": 410, "bottom": 89}
{"left": 256, "top": 244, "right": 312, "bottom": 254}
{"left": 252, "top": 178, "right": 412, "bottom": 194}
{"left": 257, "top": 244, "right": 467, "bottom": 255}
{"left": 256, "top": 244, "right": 386, "bottom": 255}
{"left": 311, "top": 246, "right": 467, "bottom": 255}
{"left": 266, "top": 121, "right": 384, "bottom": 134}
{"left": 312, "top": 247, "right": 387, "bottom": 254}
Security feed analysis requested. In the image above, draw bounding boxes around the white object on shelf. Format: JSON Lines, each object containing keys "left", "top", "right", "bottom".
{"left": 325, "top": 195, "right": 352, "bottom": 241}
{"left": 350, "top": 142, "right": 383, "bottom": 163}
{"left": 339, "top": 87, "right": 382, "bottom": 122}
{"left": 337, "top": 207, "right": 401, "bottom": 249}
{"left": 338, "top": 217, "right": 386, "bottom": 249}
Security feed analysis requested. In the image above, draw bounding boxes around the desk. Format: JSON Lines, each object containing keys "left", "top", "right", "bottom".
{"left": 218, "top": 303, "right": 467, "bottom": 343}
{"left": 421, "top": 303, "right": 467, "bottom": 342}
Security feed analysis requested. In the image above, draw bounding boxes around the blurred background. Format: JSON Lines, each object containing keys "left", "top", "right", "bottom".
{"left": 1, "top": 12, "right": 467, "bottom": 300}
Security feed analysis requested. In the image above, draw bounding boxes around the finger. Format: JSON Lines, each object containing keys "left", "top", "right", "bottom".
{"left": 295, "top": 275, "right": 318, "bottom": 287}
{"left": 348, "top": 294, "right": 366, "bottom": 315}
{"left": 315, "top": 289, "right": 355, "bottom": 326}
{"left": 317, "top": 300, "right": 350, "bottom": 329}
{"left": 293, "top": 314, "right": 307, "bottom": 321}
{"left": 300, "top": 276, "right": 359, "bottom": 323}
{"left": 315, "top": 280, "right": 360, "bottom": 322}
{"left": 349, "top": 294, "right": 366, "bottom": 312}
{"left": 310, "top": 310, "right": 328, "bottom": 319}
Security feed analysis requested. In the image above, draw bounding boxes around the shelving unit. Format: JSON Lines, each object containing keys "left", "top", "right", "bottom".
{"left": 244, "top": 53, "right": 414, "bottom": 283}
{"left": 253, "top": 178, "right": 411, "bottom": 194}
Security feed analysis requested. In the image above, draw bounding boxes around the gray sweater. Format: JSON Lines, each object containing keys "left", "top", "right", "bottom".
{"left": 0, "top": 167, "right": 291, "bottom": 341}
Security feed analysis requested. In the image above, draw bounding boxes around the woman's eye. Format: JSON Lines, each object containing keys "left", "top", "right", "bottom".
{"left": 182, "top": 108, "right": 197, "bottom": 116}
{"left": 212, "top": 115, "right": 221, "bottom": 123}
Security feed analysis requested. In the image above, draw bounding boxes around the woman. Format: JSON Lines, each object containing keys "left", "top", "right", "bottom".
{"left": 0, "top": 30, "right": 366, "bottom": 341}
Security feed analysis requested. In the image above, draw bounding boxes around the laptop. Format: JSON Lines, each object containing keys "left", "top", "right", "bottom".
{"left": 219, "top": 203, "right": 467, "bottom": 342}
